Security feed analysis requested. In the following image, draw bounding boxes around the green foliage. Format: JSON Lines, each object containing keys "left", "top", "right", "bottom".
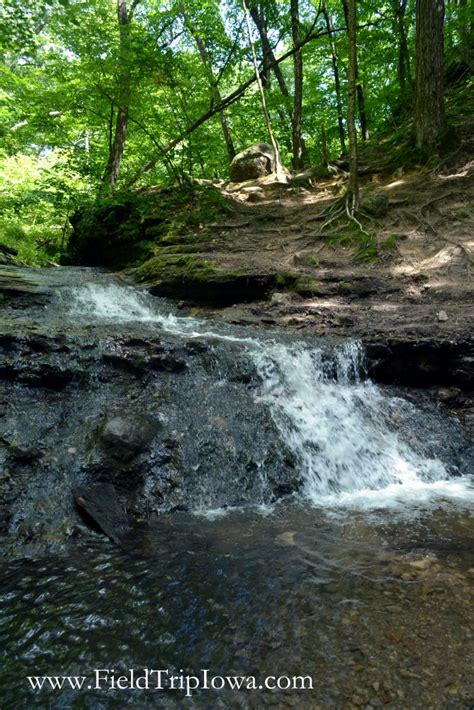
{"left": 325, "top": 223, "right": 378, "bottom": 263}
{"left": 0, "top": 151, "right": 90, "bottom": 264}
{"left": 382, "top": 234, "right": 399, "bottom": 250}
{"left": 0, "top": 0, "right": 471, "bottom": 269}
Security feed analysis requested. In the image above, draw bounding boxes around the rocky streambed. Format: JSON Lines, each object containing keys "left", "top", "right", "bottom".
{"left": 0, "top": 264, "right": 473, "bottom": 708}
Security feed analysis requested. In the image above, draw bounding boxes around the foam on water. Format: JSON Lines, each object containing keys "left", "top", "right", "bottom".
{"left": 68, "top": 283, "right": 256, "bottom": 343}
{"left": 67, "top": 282, "right": 473, "bottom": 513}
{"left": 68, "top": 283, "right": 201, "bottom": 334}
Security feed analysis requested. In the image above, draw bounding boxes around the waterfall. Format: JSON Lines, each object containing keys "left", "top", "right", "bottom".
{"left": 67, "top": 282, "right": 201, "bottom": 335}
{"left": 251, "top": 340, "right": 473, "bottom": 511}
{"left": 67, "top": 283, "right": 473, "bottom": 512}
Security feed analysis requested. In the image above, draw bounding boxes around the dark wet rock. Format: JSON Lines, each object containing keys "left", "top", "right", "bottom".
{"left": 99, "top": 413, "right": 158, "bottom": 458}
{"left": 0, "top": 360, "right": 82, "bottom": 389}
{"left": 0, "top": 436, "right": 44, "bottom": 464}
{"left": 229, "top": 143, "right": 276, "bottom": 182}
{"left": 0, "top": 268, "right": 50, "bottom": 306}
{"left": 364, "top": 338, "right": 474, "bottom": 387}
{"left": 74, "top": 483, "right": 131, "bottom": 544}
{"left": 0, "top": 243, "right": 20, "bottom": 266}
{"left": 1, "top": 266, "right": 473, "bottom": 555}
{"left": 0, "top": 333, "right": 87, "bottom": 389}
{"left": 136, "top": 255, "right": 281, "bottom": 304}
{"left": 102, "top": 338, "right": 187, "bottom": 373}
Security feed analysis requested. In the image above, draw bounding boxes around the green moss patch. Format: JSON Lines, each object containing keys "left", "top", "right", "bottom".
{"left": 135, "top": 254, "right": 218, "bottom": 284}
{"left": 66, "top": 184, "right": 234, "bottom": 268}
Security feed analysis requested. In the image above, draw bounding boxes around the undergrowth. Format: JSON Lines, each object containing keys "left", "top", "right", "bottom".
{"left": 325, "top": 223, "right": 378, "bottom": 263}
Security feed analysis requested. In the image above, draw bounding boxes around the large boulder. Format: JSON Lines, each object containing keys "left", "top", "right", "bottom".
{"left": 230, "top": 143, "right": 276, "bottom": 182}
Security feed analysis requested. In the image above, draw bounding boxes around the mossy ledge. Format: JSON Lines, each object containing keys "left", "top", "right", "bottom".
{"left": 65, "top": 183, "right": 327, "bottom": 305}
{"left": 65, "top": 183, "right": 233, "bottom": 270}
{"left": 135, "top": 255, "right": 307, "bottom": 304}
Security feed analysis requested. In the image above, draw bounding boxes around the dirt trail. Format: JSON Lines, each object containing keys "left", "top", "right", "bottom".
{"left": 188, "top": 154, "right": 474, "bottom": 350}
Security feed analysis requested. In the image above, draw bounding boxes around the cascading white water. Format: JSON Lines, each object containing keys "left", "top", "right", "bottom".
{"left": 251, "top": 341, "right": 473, "bottom": 511}
{"left": 67, "top": 283, "right": 201, "bottom": 335}
{"left": 67, "top": 283, "right": 473, "bottom": 511}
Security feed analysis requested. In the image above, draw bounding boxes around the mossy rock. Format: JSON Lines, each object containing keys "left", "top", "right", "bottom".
{"left": 66, "top": 184, "right": 234, "bottom": 269}
{"left": 274, "top": 272, "right": 321, "bottom": 296}
{"left": 136, "top": 256, "right": 299, "bottom": 305}
{"left": 135, "top": 254, "right": 218, "bottom": 284}
{"left": 293, "top": 277, "right": 322, "bottom": 296}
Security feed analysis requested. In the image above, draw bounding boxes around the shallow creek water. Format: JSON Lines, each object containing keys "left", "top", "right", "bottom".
{"left": 0, "top": 268, "right": 473, "bottom": 708}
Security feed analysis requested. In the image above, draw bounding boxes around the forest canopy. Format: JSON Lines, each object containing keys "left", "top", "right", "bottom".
{"left": 0, "top": 0, "right": 472, "bottom": 263}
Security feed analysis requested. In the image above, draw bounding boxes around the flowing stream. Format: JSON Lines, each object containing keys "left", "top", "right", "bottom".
{"left": 1, "top": 268, "right": 473, "bottom": 708}
{"left": 68, "top": 278, "right": 472, "bottom": 511}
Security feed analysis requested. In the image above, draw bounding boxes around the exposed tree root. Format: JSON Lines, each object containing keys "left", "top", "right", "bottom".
{"left": 345, "top": 194, "right": 371, "bottom": 236}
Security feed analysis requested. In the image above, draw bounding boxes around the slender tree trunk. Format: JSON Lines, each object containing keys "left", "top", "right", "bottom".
{"left": 181, "top": 4, "right": 235, "bottom": 162}
{"left": 458, "top": 0, "right": 473, "bottom": 66}
{"left": 322, "top": 3, "right": 346, "bottom": 153}
{"left": 103, "top": 0, "right": 132, "bottom": 189}
{"left": 414, "top": 0, "right": 445, "bottom": 155}
{"left": 249, "top": 3, "right": 308, "bottom": 165}
{"left": 342, "top": 0, "right": 368, "bottom": 141}
{"left": 391, "top": 0, "right": 411, "bottom": 101}
{"left": 249, "top": 6, "right": 291, "bottom": 100}
{"left": 357, "top": 83, "right": 369, "bottom": 140}
{"left": 347, "top": 0, "right": 359, "bottom": 211}
{"left": 248, "top": 5, "right": 293, "bottom": 141}
{"left": 242, "top": 0, "right": 285, "bottom": 180}
{"left": 290, "top": 0, "right": 304, "bottom": 169}
{"left": 321, "top": 123, "right": 330, "bottom": 166}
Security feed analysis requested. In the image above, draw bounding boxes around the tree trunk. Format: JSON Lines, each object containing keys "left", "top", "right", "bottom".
{"left": 458, "top": 0, "right": 473, "bottom": 66}
{"left": 391, "top": 0, "right": 411, "bottom": 102}
{"left": 342, "top": 0, "right": 368, "bottom": 141}
{"left": 290, "top": 0, "right": 304, "bottom": 169}
{"left": 249, "top": 6, "right": 291, "bottom": 100}
{"left": 321, "top": 123, "right": 330, "bottom": 166}
{"left": 249, "top": 3, "right": 308, "bottom": 165}
{"left": 181, "top": 4, "right": 236, "bottom": 162}
{"left": 414, "top": 0, "right": 445, "bottom": 155}
{"left": 347, "top": 0, "right": 359, "bottom": 211}
{"left": 242, "top": 0, "right": 286, "bottom": 181}
{"left": 103, "top": 0, "right": 131, "bottom": 190}
{"left": 357, "top": 83, "right": 369, "bottom": 140}
{"left": 322, "top": 3, "right": 346, "bottom": 154}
